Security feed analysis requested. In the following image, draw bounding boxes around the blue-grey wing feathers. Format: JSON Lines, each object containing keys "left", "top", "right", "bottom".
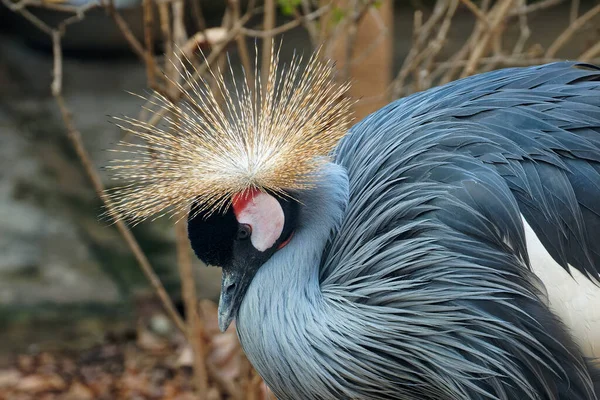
{"left": 321, "top": 62, "right": 600, "bottom": 399}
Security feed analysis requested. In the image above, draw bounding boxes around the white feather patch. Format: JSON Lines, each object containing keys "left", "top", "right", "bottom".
{"left": 523, "top": 215, "right": 600, "bottom": 358}
{"left": 235, "top": 193, "right": 285, "bottom": 252}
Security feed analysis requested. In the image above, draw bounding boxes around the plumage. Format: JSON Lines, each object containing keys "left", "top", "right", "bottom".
{"left": 109, "top": 58, "right": 600, "bottom": 399}
{"left": 300, "top": 61, "right": 600, "bottom": 399}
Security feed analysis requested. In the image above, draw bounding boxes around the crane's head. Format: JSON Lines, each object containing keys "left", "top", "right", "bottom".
{"left": 104, "top": 45, "right": 353, "bottom": 332}
{"left": 188, "top": 188, "right": 300, "bottom": 331}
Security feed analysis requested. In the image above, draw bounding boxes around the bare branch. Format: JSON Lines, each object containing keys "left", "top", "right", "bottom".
{"left": 51, "top": 31, "right": 62, "bottom": 96}
{"left": 48, "top": 17, "right": 186, "bottom": 335}
{"left": 579, "top": 40, "right": 600, "bottom": 63}
{"left": 261, "top": 0, "right": 276, "bottom": 90}
{"left": 570, "top": 0, "right": 580, "bottom": 24}
{"left": 158, "top": 1, "right": 174, "bottom": 95}
{"left": 545, "top": 3, "right": 600, "bottom": 58}
{"left": 301, "top": 0, "right": 320, "bottom": 46}
{"left": 342, "top": 0, "right": 359, "bottom": 80}
{"left": 54, "top": 92, "right": 187, "bottom": 335}
{"left": 108, "top": 3, "right": 146, "bottom": 61}
{"left": 229, "top": 0, "right": 254, "bottom": 90}
{"left": 511, "top": 0, "right": 530, "bottom": 56}
{"left": 509, "top": 0, "right": 566, "bottom": 16}
{"left": 1, "top": 0, "right": 53, "bottom": 34}
{"left": 143, "top": 0, "right": 156, "bottom": 88}
{"left": 461, "top": 0, "right": 514, "bottom": 77}
{"left": 419, "top": 0, "right": 459, "bottom": 88}
{"left": 392, "top": 0, "right": 449, "bottom": 98}
{"left": 146, "top": 13, "right": 253, "bottom": 128}
{"left": 190, "top": 0, "right": 207, "bottom": 32}
{"left": 176, "top": 219, "right": 208, "bottom": 399}
{"left": 459, "top": 0, "right": 488, "bottom": 26}
{"left": 240, "top": 4, "right": 330, "bottom": 38}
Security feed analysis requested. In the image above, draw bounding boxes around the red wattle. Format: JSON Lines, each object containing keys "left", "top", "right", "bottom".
{"left": 232, "top": 188, "right": 262, "bottom": 217}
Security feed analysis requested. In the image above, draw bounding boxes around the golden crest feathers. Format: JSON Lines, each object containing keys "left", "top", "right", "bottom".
{"left": 104, "top": 46, "right": 354, "bottom": 223}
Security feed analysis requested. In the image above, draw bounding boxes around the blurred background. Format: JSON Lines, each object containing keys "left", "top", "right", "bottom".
{"left": 0, "top": 0, "right": 599, "bottom": 398}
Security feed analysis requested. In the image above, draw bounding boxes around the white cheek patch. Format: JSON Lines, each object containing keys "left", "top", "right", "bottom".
{"left": 235, "top": 192, "right": 285, "bottom": 252}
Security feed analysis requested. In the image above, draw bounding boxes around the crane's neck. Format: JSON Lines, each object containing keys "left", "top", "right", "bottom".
{"left": 240, "top": 161, "right": 349, "bottom": 298}
{"left": 236, "top": 161, "right": 349, "bottom": 397}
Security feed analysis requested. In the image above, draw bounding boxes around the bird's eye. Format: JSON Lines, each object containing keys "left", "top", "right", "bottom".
{"left": 236, "top": 224, "right": 252, "bottom": 240}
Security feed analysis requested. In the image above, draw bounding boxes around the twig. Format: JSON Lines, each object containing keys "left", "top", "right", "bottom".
{"left": 545, "top": 3, "right": 600, "bottom": 58}
{"left": 301, "top": 0, "right": 319, "bottom": 46}
{"left": 434, "top": 54, "right": 567, "bottom": 69}
{"left": 146, "top": 14, "right": 253, "bottom": 128}
{"left": 172, "top": 0, "right": 188, "bottom": 49}
{"left": 321, "top": 0, "right": 377, "bottom": 63}
{"left": 353, "top": 0, "right": 378, "bottom": 22}
{"left": 413, "top": 9, "right": 422, "bottom": 36}
{"left": 230, "top": 0, "right": 254, "bottom": 91}
{"left": 181, "top": 28, "right": 228, "bottom": 57}
{"left": 459, "top": 0, "right": 488, "bottom": 26}
{"left": 42, "top": 26, "right": 187, "bottom": 334}
{"left": 51, "top": 31, "right": 62, "bottom": 96}
{"left": 511, "top": 0, "right": 530, "bottom": 56}
{"left": 342, "top": 0, "right": 359, "bottom": 80}
{"left": 261, "top": 0, "right": 275, "bottom": 90}
{"left": 570, "top": 0, "right": 580, "bottom": 24}
{"left": 391, "top": 0, "right": 449, "bottom": 98}
{"left": 142, "top": 0, "right": 156, "bottom": 88}
{"left": 176, "top": 219, "right": 208, "bottom": 399}
{"left": 509, "top": 0, "right": 566, "bottom": 16}
{"left": 318, "top": 0, "right": 332, "bottom": 44}
{"left": 158, "top": 1, "right": 174, "bottom": 96}
{"left": 108, "top": 3, "right": 146, "bottom": 61}
{"left": 57, "top": 1, "right": 98, "bottom": 29}
{"left": 481, "top": 32, "right": 503, "bottom": 73}
{"left": 460, "top": 0, "right": 514, "bottom": 77}
{"left": 190, "top": 0, "right": 207, "bottom": 32}
{"left": 579, "top": 40, "right": 600, "bottom": 63}
{"left": 210, "top": 4, "right": 233, "bottom": 105}
{"left": 240, "top": 4, "right": 330, "bottom": 38}
{"left": 8, "top": 0, "right": 98, "bottom": 12}
{"left": 110, "top": 1, "right": 169, "bottom": 96}
{"left": 54, "top": 82, "right": 187, "bottom": 338}
{"left": 341, "top": 0, "right": 388, "bottom": 73}
{"left": 1, "top": 0, "right": 53, "bottom": 34}
{"left": 420, "top": 0, "right": 459, "bottom": 84}
{"left": 3, "top": 0, "right": 186, "bottom": 335}
{"left": 435, "top": 0, "right": 490, "bottom": 85}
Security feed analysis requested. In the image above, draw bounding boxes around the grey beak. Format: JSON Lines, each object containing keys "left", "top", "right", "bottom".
{"left": 218, "top": 271, "right": 238, "bottom": 332}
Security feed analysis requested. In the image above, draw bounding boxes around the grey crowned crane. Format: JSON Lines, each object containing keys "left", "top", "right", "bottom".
{"left": 107, "top": 50, "right": 600, "bottom": 399}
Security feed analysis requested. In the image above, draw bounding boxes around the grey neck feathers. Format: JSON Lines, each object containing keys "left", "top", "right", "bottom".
{"left": 236, "top": 162, "right": 349, "bottom": 400}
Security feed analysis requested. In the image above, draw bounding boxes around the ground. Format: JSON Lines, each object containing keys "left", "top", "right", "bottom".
{"left": 0, "top": 298, "right": 267, "bottom": 400}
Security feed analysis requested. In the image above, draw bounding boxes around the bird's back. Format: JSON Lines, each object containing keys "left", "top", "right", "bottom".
{"left": 322, "top": 62, "right": 600, "bottom": 399}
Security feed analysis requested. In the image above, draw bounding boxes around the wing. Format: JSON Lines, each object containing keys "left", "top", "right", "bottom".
{"left": 318, "top": 62, "right": 600, "bottom": 399}
{"left": 329, "top": 61, "right": 600, "bottom": 284}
